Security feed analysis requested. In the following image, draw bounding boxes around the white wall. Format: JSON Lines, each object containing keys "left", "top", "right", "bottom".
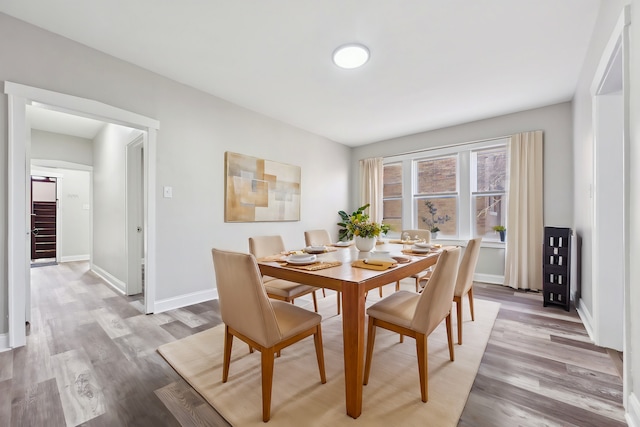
{"left": 58, "top": 169, "right": 91, "bottom": 262}
{"left": 0, "top": 13, "right": 351, "bottom": 333}
{"left": 92, "top": 124, "right": 135, "bottom": 286}
{"left": 352, "top": 102, "right": 573, "bottom": 278}
{"left": 31, "top": 129, "right": 93, "bottom": 165}
{"left": 573, "top": 0, "right": 638, "bottom": 423}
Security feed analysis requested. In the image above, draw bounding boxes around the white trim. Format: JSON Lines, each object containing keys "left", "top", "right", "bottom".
{"left": 4, "top": 81, "right": 159, "bottom": 129}
{"left": 576, "top": 298, "right": 595, "bottom": 343}
{"left": 7, "top": 92, "right": 28, "bottom": 349}
{"left": 590, "top": 10, "right": 630, "bottom": 96}
{"left": 474, "top": 273, "right": 504, "bottom": 285}
{"left": 0, "top": 334, "right": 9, "bottom": 352}
{"left": 627, "top": 392, "right": 640, "bottom": 427}
{"left": 91, "top": 265, "right": 126, "bottom": 295}
{"left": 60, "top": 255, "right": 90, "bottom": 263}
{"left": 154, "top": 289, "right": 218, "bottom": 314}
{"left": 4, "top": 81, "right": 159, "bottom": 347}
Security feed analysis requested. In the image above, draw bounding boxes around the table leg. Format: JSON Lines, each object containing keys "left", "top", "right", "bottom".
{"left": 341, "top": 281, "right": 366, "bottom": 418}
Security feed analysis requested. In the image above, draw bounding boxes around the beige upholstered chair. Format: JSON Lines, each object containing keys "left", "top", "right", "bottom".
{"left": 249, "top": 235, "right": 319, "bottom": 312}
{"left": 392, "top": 229, "right": 432, "bottom": 294}
{"left": 453, "top": 237, "right": 482, "bottom": 344}
{"left": 363, "top": 247, "right": 461, "bottom": 403}
{"left": 212, "top": 249, "right": 326, "bottom": 422}
{"left": 304, "top": 229, "right": 341, "bottom": 314}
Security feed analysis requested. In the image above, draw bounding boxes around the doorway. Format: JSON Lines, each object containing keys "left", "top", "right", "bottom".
{"left": 30, "top": 176, "right": 58, "bottom": 264}
{"left": 5, "top": 81, "right": 159, "bottom": 348}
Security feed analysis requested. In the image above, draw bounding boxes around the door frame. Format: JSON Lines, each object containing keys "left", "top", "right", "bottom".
{"left": 126, "top": 135, "right": 144, "bottom": 296}
{"left": 5, "top": 81, "right": 159, "bottom": 348}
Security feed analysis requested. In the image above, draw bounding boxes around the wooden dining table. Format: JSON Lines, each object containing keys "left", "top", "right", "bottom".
{"left": 257, "top": 242, "right": 441, "bottom": 419}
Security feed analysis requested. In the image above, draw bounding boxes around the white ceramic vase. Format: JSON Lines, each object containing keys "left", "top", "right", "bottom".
{"left": 355, "top": 236, "right": 376, "bottom": 252}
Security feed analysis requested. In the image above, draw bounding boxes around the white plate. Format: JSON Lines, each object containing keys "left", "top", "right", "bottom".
{"left": 334, "top": 241, "right": 352, "bottom": 247}
{"left": 411, "top": 246, "right": 431, "bottom": 253}
{"left": 286, "top": 254, "right": 317, "bottom": 265}
{"left": 414, "top": 242, "right": 432, "bottom": 249}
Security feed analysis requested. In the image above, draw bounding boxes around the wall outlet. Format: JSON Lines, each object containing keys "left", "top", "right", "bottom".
{"left": 163, "top": 186, "right": 173, "bottom": 198}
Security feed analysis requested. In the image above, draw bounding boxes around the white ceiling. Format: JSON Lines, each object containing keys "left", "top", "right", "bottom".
{"left": 1, "top": 1, "right": 601, "bottom": 146}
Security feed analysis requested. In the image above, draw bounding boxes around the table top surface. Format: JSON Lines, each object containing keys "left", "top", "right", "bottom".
{"left": 257, "top": 242, "right": 442, "bottom": 290}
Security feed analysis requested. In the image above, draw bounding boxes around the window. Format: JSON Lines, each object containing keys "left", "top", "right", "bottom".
{"left": 414, "top": 156, "right": 458, "bottom": 237}
{"left": 382, "top": 163, "right": 403, "bottom": 233}
{"left": 383, "top": 138, "right": 508, "bottom": 242}
{"left": 472, "top": 147, "right": 507, "bottom": 240}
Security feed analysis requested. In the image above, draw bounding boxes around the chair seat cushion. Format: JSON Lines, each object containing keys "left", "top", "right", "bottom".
{"left": 264, "top": 278, "right": 317, "bottom": 298}
{"left": 366, "top": 290, "right": 419, "bottom": 329}
{"left": 272, "top": 300, "right": 322, "bottom": 340}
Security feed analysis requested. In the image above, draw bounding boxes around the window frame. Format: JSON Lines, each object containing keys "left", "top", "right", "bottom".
{"left": 383, "top": 137, "right": 508, "bottom": 245}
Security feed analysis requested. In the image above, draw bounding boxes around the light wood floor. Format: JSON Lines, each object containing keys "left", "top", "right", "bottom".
{"left": 0, "top": 262, "right": 625, "bottom": 426}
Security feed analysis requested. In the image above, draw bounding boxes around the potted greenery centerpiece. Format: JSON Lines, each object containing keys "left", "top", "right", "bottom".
{"left": 421, "top": 200, "right": 451, "bottom": 240}
{"left": 493, "top": 225, "right": 506, "bottom": 242}
{"left": 337, "top": 204, "right": 390, "bottom": 252}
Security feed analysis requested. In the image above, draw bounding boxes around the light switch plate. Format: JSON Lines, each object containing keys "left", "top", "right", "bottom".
{"left": 163, "top": 186, "right": 173, "bottom": 198}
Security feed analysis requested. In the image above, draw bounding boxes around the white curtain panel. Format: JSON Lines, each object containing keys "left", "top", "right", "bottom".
{"left": 359, "top": 157, "right": 383, "bottom": 223}
{"left": 504, "top": 131, "right": 544, "bottom": 290}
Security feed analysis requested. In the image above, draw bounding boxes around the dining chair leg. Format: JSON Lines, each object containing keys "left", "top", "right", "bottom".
{"left": 445, "top": 313, "right": 455, "bottom": 361}
{"left": 414, "top": 278, "right": 418, "bottom": 292}
{"left": 312, "top": 291, "right": 318, "bottom": 312}
{"left": 363, "top": 317, "right": 377, "bottom": 385}
{"left": 415, "top": 333, "right": 428, "bottom": 402}
{"left": 222, "top": 325, "right": 233, "bottom": 382}
{"left": 396, "top": 280, "right": 401, "bottom": 292}
{"left": 455, "top": 297, "right": 463, "bottom": 344}
{"left": 261, "top": 350, "right": 275, "bottom": 422}
{"left": 313, "top": 325, "right": 327, "bottom": 384}
{"left": 322, "top": 288, "right": 326, "bottom": 297}
{"left": 337, "top": 292, "right": 341, "bottom": 315}
{"left": 379, "top": 286, "right": 383, "bottom": 298}
{"left": 468, "top": 287, "right": 475, "bottom": 321}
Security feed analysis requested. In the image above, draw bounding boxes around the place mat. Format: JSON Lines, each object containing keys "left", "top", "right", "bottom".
{"left": 258, "top": 254, "right": 289, "bottom": 262}
{"left": 284, "top": 261, "right": 342, "bottom": 271}
{"left": 401, "top": 249, "right": 442, "bottom": 257}
{"left": 157, "top": 297, "right": 501, "bottom": 426}
{"left": 303, "top": 247, "right": 338, "bottom": 254}
{"left": 352, "top": 260, "right": 397, "bottom": 271}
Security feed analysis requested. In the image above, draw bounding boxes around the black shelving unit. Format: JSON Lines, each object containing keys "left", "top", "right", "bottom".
{"left": 542, "top": 227, "right": 571, "bottom": 311}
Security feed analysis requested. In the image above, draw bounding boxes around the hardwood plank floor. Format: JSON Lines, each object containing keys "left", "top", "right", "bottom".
{"left": 2, "top": 262, "right": 625, "bottom": 426}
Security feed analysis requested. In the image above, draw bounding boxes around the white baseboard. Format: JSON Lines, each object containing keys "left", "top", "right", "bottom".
{"left": 91, "top": 265, "right": 126, "bottom": 295}
{"left": 628, "top": 392, "right": 640, "bottom": 427}
{"left": 576, "top": 298, "right": 595, "bottom": 343}
{"left": 0, "top": 333, "right": 9, "bottom": 352}
{"left": 61, "top": 254, "right": 90, "bottom": 263}
{"left": 154, "top": 289, "right": 218, "bottom": 314}
{"left": 474, "top": 273, "right": 504, "bottom": 285}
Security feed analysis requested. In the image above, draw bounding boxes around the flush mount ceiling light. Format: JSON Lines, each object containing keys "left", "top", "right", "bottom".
{"left": 332, "top": 44, "right": 370, "bottom": 69}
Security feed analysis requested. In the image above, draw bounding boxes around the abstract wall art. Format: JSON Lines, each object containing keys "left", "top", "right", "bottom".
{"left": 224, "top": 152, "right": 301, "bottom": 222}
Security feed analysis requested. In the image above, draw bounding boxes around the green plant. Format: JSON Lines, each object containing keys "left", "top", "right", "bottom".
{"left": 421, "top": 200, "right": 451, "bottom": 233}
{"left": 337, "top": 204, "right": 390, "bottom": 241}
{"left": 492, "top": 225, "right": 506, "bottom": 232}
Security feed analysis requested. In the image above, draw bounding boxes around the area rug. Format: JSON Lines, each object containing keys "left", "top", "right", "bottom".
{"left": 158, "top": 296, "right": 500, "bottom": 426}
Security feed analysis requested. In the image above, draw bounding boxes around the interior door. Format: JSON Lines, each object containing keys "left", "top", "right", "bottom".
{"left": 31, "top": 177, "right": 57, "bottom": 260}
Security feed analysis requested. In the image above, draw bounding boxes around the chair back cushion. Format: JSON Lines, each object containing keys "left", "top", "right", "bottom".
{"left": 304, "top": 229, "right": 332, "bottom": 246}
{"left": 411, "top": 247, "right": 461, "bottom": 334}
{"left": 454, "top": 237, "right": 482, "bottom": 297}
{"left": 249, "top": 235, "right": 286, "bottom": 258}
{"left": 212, "top": 249, "right": 282, "bottom": 347}
{"left": 402, "top": 229, "right": 431, "bottom": 243}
